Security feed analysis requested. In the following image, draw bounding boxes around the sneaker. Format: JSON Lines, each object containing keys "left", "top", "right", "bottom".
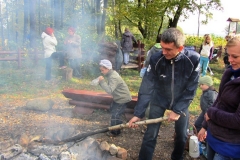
{"left": 210, "top": 71, "right": 214, "bottom": 76}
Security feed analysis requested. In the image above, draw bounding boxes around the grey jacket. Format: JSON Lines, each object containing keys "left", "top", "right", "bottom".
{"left": 200, "top": 88, "right": 218, "bottom": 113}
{"left": 99, "top": 70, "right": 132, "bottom": 104}
{"left": 121, "top": 31, "right": 137, "bottom": 52}
{"left": 144, "top": 43, "right": 162, "bottom": 67}
{"left": 65, "top": 34, "right": 81, "bottom": 59}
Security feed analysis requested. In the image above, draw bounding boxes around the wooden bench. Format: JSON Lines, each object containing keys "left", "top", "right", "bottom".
{"left": 0, "top": 50, "right": 25, "bottom": 68}
{"left": 121, "top": 41, "right": 145, "bottom": 71}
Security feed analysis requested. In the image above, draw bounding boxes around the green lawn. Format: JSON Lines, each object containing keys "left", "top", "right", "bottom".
{"left": 0, "top": 57, "right": 225, "bottom": 115}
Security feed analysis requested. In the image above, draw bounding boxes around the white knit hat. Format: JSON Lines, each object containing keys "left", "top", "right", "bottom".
{"left": 99, "top": 59, "right": 112, "bottom": 70}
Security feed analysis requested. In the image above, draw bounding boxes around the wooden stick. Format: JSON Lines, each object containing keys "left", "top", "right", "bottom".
{"left": 36, "top": 117, "right": 168, "bottom": 145}
{"left": 108, "top": 116, "right": 168, "bottom": 130}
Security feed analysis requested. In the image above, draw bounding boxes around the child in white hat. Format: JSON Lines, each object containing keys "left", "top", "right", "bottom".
{"left": 95, "top": 59, "right": 132, "bottom": 136}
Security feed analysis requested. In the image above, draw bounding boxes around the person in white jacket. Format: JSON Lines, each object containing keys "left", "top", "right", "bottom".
{"left": 41, "top": 27, "right": 66, "bottom": 80}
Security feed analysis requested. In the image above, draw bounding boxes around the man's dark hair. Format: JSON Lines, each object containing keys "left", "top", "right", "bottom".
{"left": 161, "top": 28, "right": 185, "bottom": 48}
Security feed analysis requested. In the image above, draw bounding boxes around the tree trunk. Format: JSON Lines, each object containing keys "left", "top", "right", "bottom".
{"left": 23, "top": 0, "right": 29, "bottom": 44}
{"left": 61, "top": 0, "right": 64, "bottom": 29}
{"left": 15, "top": 0, "right": 19, "bottom": 44}
{"left": 54, "top": 0, "right": 61, "bottom": 29}
{"left": 0, "top": 1, "right": 4, "bottom": 49}
{"left": 168, "top": 5, "right": 183, "bottom": 28}
{"left": 6, "top": 1, "right": 10, "bottom": 42}
{"left": 100, "top": 0, "right": 108, "bottom": 35}
{"left": 96, "top": 0, "right": 101, "bottom": 34}
{"left": 29, "top": 0, "right": 36, "bottom": 48}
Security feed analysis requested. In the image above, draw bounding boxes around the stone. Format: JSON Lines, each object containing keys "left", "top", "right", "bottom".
{"left": 117, "top": 147, "right": 127, "bottom": 160}
{"left": 73, "top": 106, "right": 94, "bottom": 115}
{"left": 12, "top": 152, "right": 38, "bottom": 160}
{"left": 109, "top": 144, "right": 118, "bottom": 156}
{"left": 39, "top": 153, "right": 51, "bottom": 160}
{"left": 59, "top": 151, "right": 72, "bottom": 160}
{"left": 18, "top": 133, "right": 30, "bottom": 147}
{"left": 100, "top": 141, "right": 110, "bottom": 151}
{"left": 0, "top": 144, "right": 23, "bottom": 159}
{"left": 25, "top": 98, "right": 54, "bottom": 112}
{"left": 0, "top": 139, "right": 14, "bottom": 151}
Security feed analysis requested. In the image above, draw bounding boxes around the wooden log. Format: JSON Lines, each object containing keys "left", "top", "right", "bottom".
{"left": 62, "top": 89, "right": 137, "bottom": 109}
{"left": 60, "top": 67, "right": 73, "bottom": 81}
{"left": 69, "top": 100, "right": 134, "bottom": 113}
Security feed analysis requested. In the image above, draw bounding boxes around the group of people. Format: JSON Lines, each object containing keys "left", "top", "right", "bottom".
{"left": 43, "top": 26, "right": 240, "bottom": 159}
{"left": 41, "top": 27, "right": 82, "bottom": 81}
{"left": 95, "top": 28, "right": 240, "bottom": 160}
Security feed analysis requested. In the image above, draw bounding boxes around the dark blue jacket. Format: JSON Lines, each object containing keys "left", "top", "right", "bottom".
{"left": 134, "top": 49, "right": 200, "bottom": 118}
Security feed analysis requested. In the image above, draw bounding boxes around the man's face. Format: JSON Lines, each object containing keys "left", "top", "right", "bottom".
{"left": 68, "top": 29, "right": 74, "bottom": 36}
{"left": 100, "top": 66, "right": 109, "bottom": 75}
{"left": 160, "top": 42, "right": 183, "bottom": 60}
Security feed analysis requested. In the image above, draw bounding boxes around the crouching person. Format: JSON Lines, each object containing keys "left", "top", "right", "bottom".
{"left": 98, "top": 59, "right": 132, "bottom": 136}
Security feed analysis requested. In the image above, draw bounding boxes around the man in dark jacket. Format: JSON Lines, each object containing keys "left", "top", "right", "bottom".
{"left": 121, "top": 28, "right": 137, "bottom": 65}
{"left": 129, "top": 28, "right": 200, "bottom": 160}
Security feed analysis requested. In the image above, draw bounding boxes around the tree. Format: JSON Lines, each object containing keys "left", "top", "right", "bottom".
{"left": 29, "top": 0, "right": 36, "bottom": 48}
{"left": 23, "top": 0, "right": 29, "bottom": 43}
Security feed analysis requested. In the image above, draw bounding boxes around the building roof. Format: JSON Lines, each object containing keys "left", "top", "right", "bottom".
{"left": 227, "top": 17, "right": 240, "bottom": 22}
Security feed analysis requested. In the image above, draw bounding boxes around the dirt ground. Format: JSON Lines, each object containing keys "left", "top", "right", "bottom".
{"left": 0, "top": 95, "right": 206, "bottom": 160}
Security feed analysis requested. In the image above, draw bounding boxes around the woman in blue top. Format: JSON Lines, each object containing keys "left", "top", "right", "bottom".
{"left": 199, "top": 34, "right": 214, "bottom": 76}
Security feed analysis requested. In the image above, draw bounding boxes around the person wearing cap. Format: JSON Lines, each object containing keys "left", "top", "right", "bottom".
{"left": 97, "top": 59, "right": 132, "bottom": 136}
{"left": 64, "top": 27, "right": 82, "bottom": 78}
{"left": 194, "top": 75, "right": 218, "bottom": 132}
{"left": 41, "top": 27, "right": 66, "bottom": 81}
{"left": 198, "top": 36, "right": 240, "bottom": 160}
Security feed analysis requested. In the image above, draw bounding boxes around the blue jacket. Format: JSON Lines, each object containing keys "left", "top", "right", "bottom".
{"left": 134, "top": 49, "right": 200, "bottom": 118}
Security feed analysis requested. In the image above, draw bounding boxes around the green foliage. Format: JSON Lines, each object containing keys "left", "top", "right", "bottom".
{"left": 185, "top": 35, "right": 226, "bottom": 48}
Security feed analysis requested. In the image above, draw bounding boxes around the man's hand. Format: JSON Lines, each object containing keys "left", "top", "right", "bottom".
{"left": 128, "top": 116, "right": 140, "bottom": 128}
{"left": 168, "top": 111, "right": 180, "bottom": 121}
{"left": 198, "top": 128, "right": 207, "bottom": 142}
{"left": 98, "top": 76, "right": 104, "bottom": 81}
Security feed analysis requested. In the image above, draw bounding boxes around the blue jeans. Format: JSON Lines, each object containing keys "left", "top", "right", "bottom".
{"left": 138, "top": 104, "right": 189, "bottom": 160}
{"left": 207, "top": 144, "right": 240, "bottom": 160}
{"left": 45, "top": 52, "right": 65, "bottom": 80}
{"left": 123, "top": 52, "right": 130, "bottom": 64}
{"left": 68, "top": 58, "right": 81, "bottom": 78}
{"left": 194, "top": 111, "right": 205, "bottom": 132}
{"left": 200, "top": 56, "right": 209, "bottom": 76}
{"left": 110, "top": 101, "right": 127, "bottom": 135}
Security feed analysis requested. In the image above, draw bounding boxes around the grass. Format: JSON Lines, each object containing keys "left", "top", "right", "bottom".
{"left": 0, "top": 57, "right": 225, "bottom": 115}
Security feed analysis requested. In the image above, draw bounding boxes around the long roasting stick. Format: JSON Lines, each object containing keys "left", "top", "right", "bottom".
{"left": 36, "top": 117, "right": 168, "bottom": 144}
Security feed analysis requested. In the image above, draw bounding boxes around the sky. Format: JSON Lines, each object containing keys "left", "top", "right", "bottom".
{"left": 178, "top": 0, "right": 240, "bottom": 37}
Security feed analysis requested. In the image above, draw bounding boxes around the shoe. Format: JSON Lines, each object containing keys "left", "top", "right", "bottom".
{"left": 59, "top": 66, "right": 67, "bottom": 69}
{"left": 106, "top": 132, "right": 120, "bottom": 137}
{"left": 210, "top": 71, "right": 214, "bottom": 76}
